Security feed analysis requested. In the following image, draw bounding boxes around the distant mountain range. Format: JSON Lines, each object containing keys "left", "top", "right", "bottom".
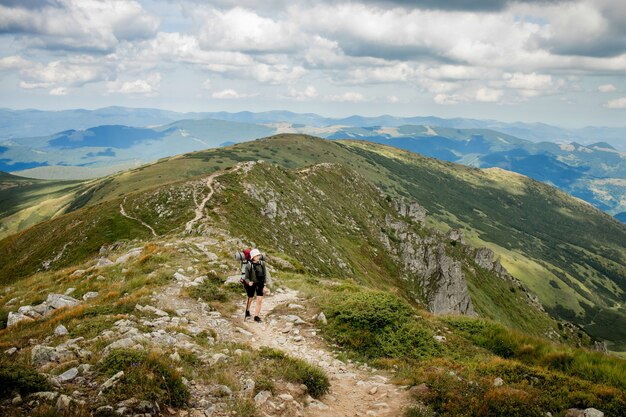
{"left": 0, "top": 107, "right": 624, "bottom": 220}
{"left": 1, "top": 107, "right": 625, "bottom": 150}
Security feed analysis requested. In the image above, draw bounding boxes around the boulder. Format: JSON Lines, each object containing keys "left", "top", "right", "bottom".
{"left": 115, "top": 248, "right": 143, "bottom": 264}
{"left": 474, "top": 248, "right": 495, "bottom": 270}
{"left": 30, "top": 391, "right": 59, "bottom": 402}
{"left": 54, "top": 324, "right": 69, "bottom": 337}
{"left": 46, "top": 294, "right": 81, "bottom": 310}
{"left": 317, "top": 312, "right": 328, "bottom": 325}
{"left": 99, "top": 371, "right": 124, "bottom": 393}
{"left": 82, "top": 292, "right": 99, "bottom": 301}
{"left": 58, "top": 367, "right": 78, "bottom": 382}
{"left": 254, "top": 390, "right": 271, "bottom": 406}
{"left": 31, "top": 345, "right": 59, "bottom": 368}
{"left": 7, "top": 311, "right": 33, "bottom": 327}
{"left": 95, "top": 257, "right": 114, "bottom": 268}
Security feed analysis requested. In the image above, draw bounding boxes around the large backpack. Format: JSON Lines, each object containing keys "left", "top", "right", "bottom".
{"left": 235, "top": 250, "right": 265, "bottom": 282}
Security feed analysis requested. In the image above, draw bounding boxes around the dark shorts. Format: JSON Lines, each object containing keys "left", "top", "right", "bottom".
{"left": 244, "top": 281, "right": 265, "bottom": 297}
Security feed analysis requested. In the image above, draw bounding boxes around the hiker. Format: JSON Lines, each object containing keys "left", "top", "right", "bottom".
{"left": 244, "top": 248, "right": 267, "bottom": 322}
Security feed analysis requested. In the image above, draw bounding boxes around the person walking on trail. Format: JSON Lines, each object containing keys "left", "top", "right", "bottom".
{"left": 244, "top": 248, "right": 267, "bottom": 322}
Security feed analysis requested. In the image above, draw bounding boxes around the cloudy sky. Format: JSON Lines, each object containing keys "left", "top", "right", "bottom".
{"left": 1, "top": 0, "right": 626, "bottom": 127}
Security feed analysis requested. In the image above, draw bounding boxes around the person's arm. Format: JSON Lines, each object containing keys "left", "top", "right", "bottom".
{"left": 245, "top": 262, "right": 253, "bottom": 285}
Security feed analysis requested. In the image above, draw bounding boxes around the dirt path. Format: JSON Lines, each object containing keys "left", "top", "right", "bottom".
{"left": 119, "top": 200, "right": 157, "bottom": 237}
{"left": 236, "top": 290, "right": 411, "bottom": 417}
{"left": 185, "top": 167, "right": 240, "bottom": 233}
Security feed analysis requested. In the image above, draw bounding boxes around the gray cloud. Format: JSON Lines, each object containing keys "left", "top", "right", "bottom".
{"left": 358, "top": 0, "right": 573, "bottom": 12}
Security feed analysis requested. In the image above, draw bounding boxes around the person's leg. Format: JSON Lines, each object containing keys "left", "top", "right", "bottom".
{"left": 245, "top": 297, "right": 253, "bottom": 316}
{"left": 254, "top": 296, "right": 263, "bottom": 317}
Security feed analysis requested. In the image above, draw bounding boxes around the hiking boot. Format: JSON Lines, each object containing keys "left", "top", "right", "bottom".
{"left": 254, "top": 316, "right": 262, "bottom": 323}
{"left": 245, "top": 310, "right": 251, "bottom": 320}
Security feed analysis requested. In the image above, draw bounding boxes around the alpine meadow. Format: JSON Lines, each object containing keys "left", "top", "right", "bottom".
{"left": 2, "top": 0, "right": 626, "bottom": 416}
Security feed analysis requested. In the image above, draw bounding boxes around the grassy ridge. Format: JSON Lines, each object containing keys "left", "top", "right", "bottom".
{"left": 1, "top": 134, "right": 625, "bottom": 347}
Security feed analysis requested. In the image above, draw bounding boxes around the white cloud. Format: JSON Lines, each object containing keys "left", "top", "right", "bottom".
{"left": 0, "top": 0, "right": 159, "bottom": 52}
{"left": 49, "top": 87, "right": 68, "bottom": 96}
{"left": 475, "top": 87, "right": 504, "bottom": 103}
{"left": 605, "top": 97, "right": 626, "bottom": 109}
{"left": 328, "top": 91, "right": 367, "bottom": 102}
{"left": 201, "top": 79, "right": 212, "bottom": 90}
{"left": 0, "top": 55, "right": 30, "bottom": 70}
{"left": 212, "top": 89, "right": 251, "bottom": 99}
{"left": 198, "top": 7, "right": 301, "bottom": 53}
{"left": 288, "top": 85, "right": 318, "bottom": 101}
{"left": 107, "top": 73, "right": 161, "bottom": 96}
{"left": 598, "top": 83, "right": 616, "bottom": 93}
{"left": 387, "top": 95, "right": 399, "bottom": 103}
{"left": 18, "top": 57, "right": 110, "bottom": 89}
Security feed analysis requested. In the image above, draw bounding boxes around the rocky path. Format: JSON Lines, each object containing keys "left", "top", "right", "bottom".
{"left": 185, "top": 167, "right": 239, "bottom": 233}
{"left": 235, "top": 290, "right": 410, "bottom": 417}
{"left": 155, "top": 275, "right": 410, "bottom": 417}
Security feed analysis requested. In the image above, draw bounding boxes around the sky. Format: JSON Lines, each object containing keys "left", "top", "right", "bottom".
{"left": 1, "top": 0, "right": 626, "bottom": 127}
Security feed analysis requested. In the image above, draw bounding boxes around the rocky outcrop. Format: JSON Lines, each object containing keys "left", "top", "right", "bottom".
{"left": 394, "top": 200, "right": 426, "bottom": 225}
{"left": 7, "top": 294, "right": 81, "bottom": 327}
{"left": 385, "top": 209, "right": 476, "bottom": 316}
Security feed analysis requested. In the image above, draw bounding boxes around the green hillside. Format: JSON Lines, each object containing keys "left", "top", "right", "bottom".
{"left": 0, "top": 171, "right": 83, "bottom": 239}
{"left": 1, "top": 134, "right": 625, "bottom": 350}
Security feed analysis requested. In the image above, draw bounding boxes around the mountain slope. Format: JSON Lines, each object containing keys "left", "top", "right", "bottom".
{"left": 1, "top": 134, "right": 624, "bottom": 350}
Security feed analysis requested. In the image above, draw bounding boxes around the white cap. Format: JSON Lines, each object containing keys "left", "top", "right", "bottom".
{"left": 249, "top": 248, "right": 261, "bottom": 259}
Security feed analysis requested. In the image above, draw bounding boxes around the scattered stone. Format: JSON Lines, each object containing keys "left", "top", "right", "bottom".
{"left": 317, "top": 312, "right": 328, "bottom": 325}
{"left": 95, "top": 405, "right": 114, "bottom": 416}
{"left": 56, "top": 394, "right": 72, "bottom": 411}
{"left": 293, "top": 336, "right": 305, "bottom": 343}
{"left": 96, "top": 275, "right": 106, "bottom": 281}
{"left": 12, "top": 394, "right": 22, "bottom": 405}
{"left": 369, "top": 386, "right": 378, "bottom": 395}
{"left": 288, "top": 303, "right": 305, "bottom": 310}
{"left": 308, "top": 399, "right": 328, "bottom": 410}
{"left": 46, "top": 293, "right": 81, "bottom": 310}
{"left": 82, "top": 292, "right": 99, "bottom": 301}
{"left": 95, "top": 258, "right": 114, "bottom": 268}
{"left": 566, "top": 410, "right": 585, "bottom": 417}
{"left": 434, "top": 335, "right": 446, "bottom": 343}
{"left": 58, "top": 367, "right": 79, "bottom": 382}
{"left": 100, "top": 371, "right": 124, "bottom": 393}
{"left": 31, "top": 391, "right": 59, "bottom": 401}
{"left": 6, "top": 297, "right": 18, "bottom": 305}
{"left": 55, "top": 324, "right": 69, "bottom": 337}
{"left": 493, "top": 377, "right": 504, "bottom": 387}
{"left": 210, "top": 353, "right": 228, "bottom": 365}
{"left": 115, "top": 248, "right": 143, "bottom": 264}
{"left": 7, "top": 311, "right": 33, "bottom": 327}
{"left": 174, "top": 272, "right": 188, "bottom": 281}
{"left": 4, "top": 347, "right": 18, "bottom": 355}
{"left": 284, "top": 315, "right": 306, "bottom": 324}
{"left": 278, "top": 393, "right": 294, "bottom": 401}
{"left": 242, "top": 379, "right": 255, "bottom": 396}
{"left": 70, "top": 268, "right": 86, "bottom": 278}
{"left": 170, "top": 351, "right": 181, "bottom": 362}
{"left": 176, "top": 309, "right": 191, "bottom": 316}
{"left": 254, "top": 390, "right": 271, "bottom": 406}
{"left": 64, "top": 287, "right": 77, "bottom": 295}
{"left": 584, "top": 409, "right": 604, "bottom": 417}
{"left": 224, "top": 275, "right": 242, "bottom": 285}
{"left": 237, "top": 327, "right": 253, "bottom": 336}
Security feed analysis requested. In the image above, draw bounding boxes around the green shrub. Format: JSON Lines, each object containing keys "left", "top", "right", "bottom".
{"left": 483, "top": 387, "right": 543, "bottom": 417}
{"left": 0, "top": 359, "right": 50, "bottom": 398}
{"left": 99, "top": 348, "right": 189, "bottom": 407}
{"left": 259, "top": 347, "right": 329, "bottom": 398}
{"left": 322, "top": 290, "right": 439, "bottom": 360}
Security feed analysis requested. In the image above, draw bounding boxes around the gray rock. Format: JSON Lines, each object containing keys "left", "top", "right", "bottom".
{"left": 100, "top": 371, "right": 124, "bottom": 393}
{"left": 82, "top": 292, "right": 99, "bottom": 301}
{"left": 278, "top": 393, "right": 294, "bottom": 401}
{"left": 284, "top": 315, "right": 306, "bottom": 324}
{"left": 170, "top": 351, "right": 181, "bottom": 362}
{"left": 493, "top": 377, "right": 504, "bottom": 387}
{"left": 210, "top": 353, "right": 228, "bottom": 365}
{"left": 115, "top": 248, "right": 143, "bottom": 264}
{"left": 317, "top": 312, "right": 328, "bottom": 325}
{"left": 57, "top": 394, "right": 72, "bottom": 412}
{"left": 224, "top": 275, "right": 243, "bottom": 285}
{"left": 173, "top": 272, "right": 188, "bottom": 281}
{"left": 31, "top": 345, "right": 59, "bottom": 367}
{"left": 7, "top": 311, "right": 33, "bottom": 327}
{"left": 288, "top": 303, "right": 305, "bottom": 310}
{"left": 55, "top": 324, "right": 69, "bottom": 336}
{"left": 95, "top": 405, "right": 114, "bottom": 415}
{"left": 58, "top": 367, "right": 79, "bottom": 382}
{"left": 254, "top": 390, "right": 272, "bottom": 405}
{"left": 447, "top": 229, "right": 464, "bottom": 244}
{"left": 474, "top": 248, "right": 495, "bottom": 270}
{"left": 31, "top": 391, "right": 59, "bottom": 401}
{"left": 584, "top": 409, "right": 604, "bottom": 417}
{"left": 64, "top": 287, "right": 77, "bottom": 295}
{"left": 46, "top": 293, "right": 81, "bottom": 310}
{"left": 95, "top": 257, "right": 114, "bottom": 268}
{"left": 434, "top": 335, "right": 446, "bottom": 343}
{"left": 4, "top": 347, "right": 18, "bottom": 355}
{"left": 12, "top": 394, "right": 22, "bottom": 405}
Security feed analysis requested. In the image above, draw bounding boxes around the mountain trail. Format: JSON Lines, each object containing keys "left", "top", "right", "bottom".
{"left": 185, "top": 167, "right": 240, "bottom": 233}
{"left": 119, "top": 200, "right": 157, "bottom": 237}
{"left": 154, "top": 276, "right": 410, "bottom": 417}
